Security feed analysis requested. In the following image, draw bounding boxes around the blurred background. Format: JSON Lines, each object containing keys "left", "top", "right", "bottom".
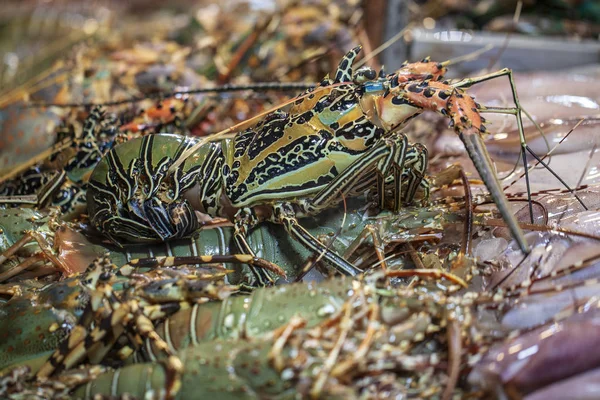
{"left": 2, "top": 0, "right": 600, "bottom": 187}
{"left": 2, "top": 0, "right": 600, "bottom": 90}
{"left": 382, "top": 0, "right": 600, "bottom": 73}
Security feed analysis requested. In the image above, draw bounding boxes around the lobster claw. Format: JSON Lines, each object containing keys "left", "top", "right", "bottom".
{"left": 459, "top": 132, "right": 530, "bottom": 254}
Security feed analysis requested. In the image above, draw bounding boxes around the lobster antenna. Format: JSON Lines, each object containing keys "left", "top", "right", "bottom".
{"left": 354, "top": 22, "right": 492, "bottom": 72}
{"left": 295, "top": 193, "right": 351, "bottom": 282}
{"left": 440, "top": 44, "right": 494, "bottom": 68}
{"left": 482, "top": 0, "right": 564, "bottom": 216}
{"left": 354, "top": 23, "right": 414, "bottom": 70}
{"left": 21, "top": 23, "right": 473, "bottom": 110}
{"left": 0, "top": 62, "right": 67, "bottom": 109}
{"left": 485, "top": 0, "right": 523, "bottom": 71}
{"left": 450, "top": 67, "right": 587, "bottom": 226}
{"left": 22, "top": 82, "right": 317, "bottom": 109}
{"left": 458, "top": 167, "right": 474, "bottom": 258}
{"left": 573, "top": 137, "right": 597, "bottom": 201}
{"left": 166, "top": 82, "right": 352, "bottom": 173}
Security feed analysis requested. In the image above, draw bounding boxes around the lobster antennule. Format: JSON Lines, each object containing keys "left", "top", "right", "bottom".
{"left": 446, "top": 89, "right": 529, "bottom": 254}
{"left": 394, "top": 80, "right": 529, "bottom": 253}
{"left": 459, "top": 131, "right": 530, "bottom": 254}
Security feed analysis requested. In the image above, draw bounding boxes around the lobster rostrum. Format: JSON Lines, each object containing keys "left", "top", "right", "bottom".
{"left": 87, "top": 46, "right": 528, "bottom": 286}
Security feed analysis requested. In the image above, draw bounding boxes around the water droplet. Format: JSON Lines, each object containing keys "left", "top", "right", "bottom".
{"left": 223, "top": 313, "right": 234, "bottom": 329}
{"left": 281, "top": 368, "right": 294, "bottom": 380}
{"left": 317, "top": 304, "right": 336, "bottom": 317}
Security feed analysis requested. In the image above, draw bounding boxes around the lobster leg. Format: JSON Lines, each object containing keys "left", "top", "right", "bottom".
{"left": 307, "top": 131, "right": 428, "bottom": 213}
{"left": 0, "top": 229, "right": 74, "bottom": 281}
{"left": 0, "top": 253, "right": 49, "bottom": 283}
{"left": 401, "top": 142, "right": 429, "bottom": 205}
{"left": 37, "top": 259, "right": 124, "bottom": 379}
{"left": 375, "top": 132, "right": 408, "bottom": 211}
{"left": 122, "top": 254, "right": 286, "bottom": 279}
{"left": 266, "top": 133, "right": 429, "bottom": 277}
{"left": 271, "top": 203, "right": 361, "bottom": 277}
{"left": 233, "top": 208, "right": 279, "bottom": 286}
{"left": 37, "top": 297, "right": 184, "bottom": 398}
{"left": 342, "top": 221, "right": 467, "bottom": 287}
{"left": 452, "top": 69, "right": 588, "bottom": 216}
{"left": 36, "top": 275, "right": 185, "bottom": 399}
{"left": 399, "top": 79, "right": 530, "bottom": 254}
{"left": 343, "top": 224, "right": 389, "bottom": 270}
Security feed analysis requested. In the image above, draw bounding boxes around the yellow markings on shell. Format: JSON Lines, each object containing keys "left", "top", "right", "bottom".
{"left": 288, "top": 87, "right": 334, "bottom": 114}
{"left": 235, "top": 121, "right": 325, "bottom": 188}
{"left": 63, "top": 343, "right": 86, "bottom": 367}
{"left": 337, "top": 104, "right": 364, "bottom": 127}
{"left": 161, "top": 257, "right": 174, "bottom": 266}
{"left": 118, "top": 346, "right": 134, "bottom": 360}
{"left": 68, "top": 326, "right": 87, "bottom": 348}
{"left": 90, "top": 327, "right": 106, "bottom": 342}
{"left": 266, "top": 156, "right": 335, "bottom": 189}
{"left": 239, "top": 115, "right": 360, "bottom": 192}
{"left": 144, "top": 305, "right": 167, "bottom": 320}
{"left": 120, "top": 264, "right": 133, "bottom": 276}
{"left": 230, "top": 85, "right": 381, "bottom": 206}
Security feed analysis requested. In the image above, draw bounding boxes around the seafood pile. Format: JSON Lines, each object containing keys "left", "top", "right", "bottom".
{"left": 1, "top": 2, "right": 600, "bottom": 399}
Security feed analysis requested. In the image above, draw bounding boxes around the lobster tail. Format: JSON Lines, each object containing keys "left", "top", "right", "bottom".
{"left": 129, "top": 197, "right": 199, "bottom": 241}
{"left": 87, "top": 134, "right": 212, "bottom": 243}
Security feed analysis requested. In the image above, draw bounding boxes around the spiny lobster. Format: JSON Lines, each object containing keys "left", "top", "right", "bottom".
{"left": 0, "top": 194, "right": 468, "bottom": 378}
{"left": 86, "top": 46, "right": 529, "bottom": 286}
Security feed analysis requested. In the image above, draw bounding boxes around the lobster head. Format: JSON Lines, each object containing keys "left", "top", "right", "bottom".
{"left": 359, "top": 77, "right": 422, "bottom": 133}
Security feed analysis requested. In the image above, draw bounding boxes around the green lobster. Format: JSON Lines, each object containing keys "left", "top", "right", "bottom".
{"left": 46, "top": 275, "right": 473, "bottom": 400}
{"left": 0, "top": 196, "right": 467, "bottom": 375}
